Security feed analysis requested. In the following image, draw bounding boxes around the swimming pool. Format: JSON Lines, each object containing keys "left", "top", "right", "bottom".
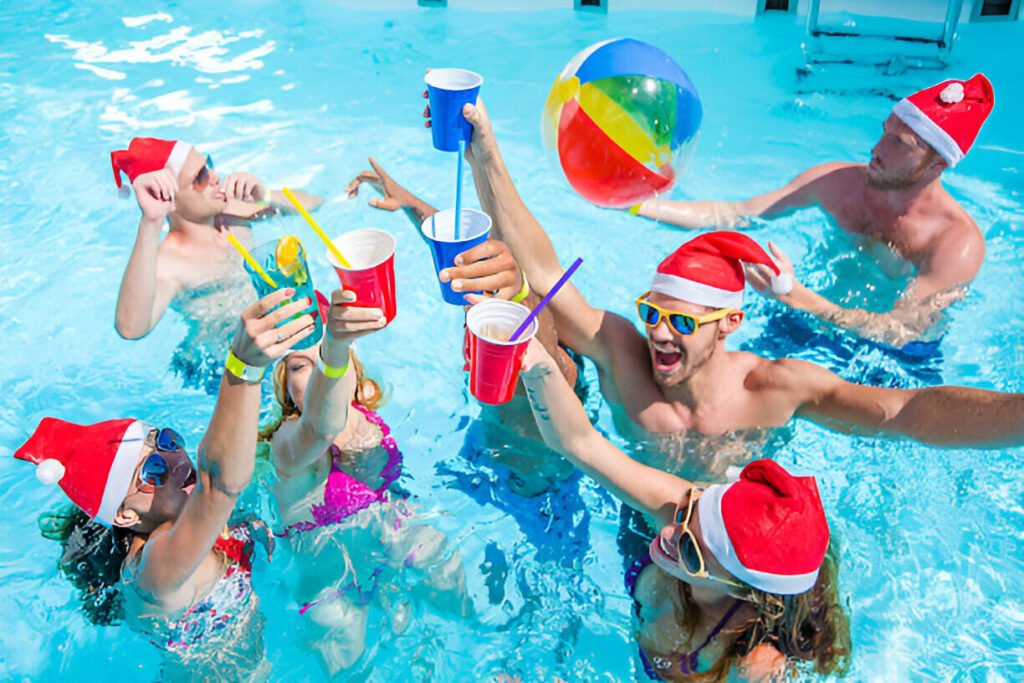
{"left": 1, "top": 2, "right": 1022, "bottom": 680}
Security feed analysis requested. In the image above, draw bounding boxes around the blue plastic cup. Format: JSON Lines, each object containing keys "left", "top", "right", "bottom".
{"left": 425, "top": 68, "right": 484, "bottom": 152}
{"left": 243, "top": 236, "right": 323, "bottom": 351}
{"left": 421, "top": 208, "right": 492, "bottom": 305}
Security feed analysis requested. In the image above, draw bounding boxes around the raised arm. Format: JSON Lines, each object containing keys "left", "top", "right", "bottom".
{"left": 452, "top": 100, "right": 626, "bottom": 367}
{"left": 346, "top": 156, "right": 438, "bottom": 230}
{"left": 747, "top": 235, "right": 982, "bottom": 347}
{"left": 633, "top": 163, "right": 842, "bottom": 230}
{"left": 769, "top": 358, "right": 1024, "bottom": 448}
{"left": 520, "top": 340, "right": 689, "bottom": 525}
{"left": 115, "top": 170, "right": 181, "bottom": 339}
{"left": 271, "top": 290, "right": 387, "bottom": 475}
{"left": 138, "top": 290, "right": 315, "bottom": 594}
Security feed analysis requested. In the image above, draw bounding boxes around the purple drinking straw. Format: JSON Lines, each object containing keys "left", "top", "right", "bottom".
{"left": 509, "top": 257, "right": 583, "bottom": 342}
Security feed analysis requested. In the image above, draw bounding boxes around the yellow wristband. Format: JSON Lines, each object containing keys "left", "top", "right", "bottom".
{"left": 510, "top": 272, "right": 531, "bottom": 303}
{"left": 225, "top": 349, "right": 266, "bottom": 383}
{"left": 317, "top": 348, "right": 350, "bottom": 379}
{"left": 627, "top": 203, "right": 642, "bottom": 216}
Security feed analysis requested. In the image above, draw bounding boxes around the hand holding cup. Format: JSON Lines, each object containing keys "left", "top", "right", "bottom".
{"left": 231, "top": 288, "right": 316, "bottom": 367}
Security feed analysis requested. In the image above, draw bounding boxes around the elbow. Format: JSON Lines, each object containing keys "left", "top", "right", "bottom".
{"left": 115, "top": 313, "right": 150, "bottom": 340}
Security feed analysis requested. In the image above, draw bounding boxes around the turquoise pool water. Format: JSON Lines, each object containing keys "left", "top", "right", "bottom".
{"left": 1, "top": 3, "right": 1022, "bottom": 681}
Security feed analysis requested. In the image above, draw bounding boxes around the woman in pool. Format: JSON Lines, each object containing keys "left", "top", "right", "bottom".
{"left": 263, "top": 288, "right": 471, "bottom": 675}
{"left": 519, "top": 339, "right": 851, "bottom": 681}
{"left": 19, "top": 288, "right": 313, "bottom": 681}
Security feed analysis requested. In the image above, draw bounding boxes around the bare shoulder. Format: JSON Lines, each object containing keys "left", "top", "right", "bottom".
{"left": 929, "top": 197, "right": 985, "bottom": 269}
{"left": 745, "top": 355, "right": 836, "bottom": 397}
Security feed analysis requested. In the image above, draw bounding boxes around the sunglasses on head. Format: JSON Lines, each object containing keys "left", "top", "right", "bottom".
{"left": 635, "top": 292, "right": 733, "bottom": 336}
{"left": 136, "top": 428, "right": 187, "bottom": 493}
{"left": 673, "top": 487, "right": 745, "bottom": 590}
{"left": 191, "top": 154, "right": 215, "bottom": 191}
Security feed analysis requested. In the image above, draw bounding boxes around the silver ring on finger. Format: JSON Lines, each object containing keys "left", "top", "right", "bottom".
{"left": 275, "top": 331, "right": 285, "bottom": 344}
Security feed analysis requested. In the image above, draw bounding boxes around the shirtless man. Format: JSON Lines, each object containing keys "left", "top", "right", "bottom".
{"left": 449, "top": 97, "right": 1024, "bottom": 478}
{"left": 634, "top": 75, "right": 994, "bottom": 349}
{"left": 112, "top": 136, "right": 321, "bottom": 342}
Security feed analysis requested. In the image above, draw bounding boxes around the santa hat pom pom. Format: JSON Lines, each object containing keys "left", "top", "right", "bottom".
{"left": 771, "top": 272, "right": 793, "bottom": 296}
{"left": 940, "top": 83, "right": 965, "bottom": 104}
{"left": 36, "top": 459, "right": 66, "bottom": 485}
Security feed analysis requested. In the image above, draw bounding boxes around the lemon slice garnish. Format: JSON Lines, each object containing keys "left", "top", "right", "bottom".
{"left": 275, "top": 235, "right": 304, "bottom": 278}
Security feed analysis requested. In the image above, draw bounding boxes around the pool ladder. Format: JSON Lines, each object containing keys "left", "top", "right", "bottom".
{"left": 803, "top": 0, "right": 964, "bottom": 72}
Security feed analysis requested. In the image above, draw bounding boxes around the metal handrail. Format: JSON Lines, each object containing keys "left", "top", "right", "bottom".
{"left": 806, "top": 0, "right": 964, "bottom": 52}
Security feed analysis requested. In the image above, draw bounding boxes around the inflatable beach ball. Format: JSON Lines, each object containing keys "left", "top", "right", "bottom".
{"left": 542, "top": 38, "right": 702, "bottom": 208}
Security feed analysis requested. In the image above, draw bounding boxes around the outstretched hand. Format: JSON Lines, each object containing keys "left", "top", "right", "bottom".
{"left": 345, "top": 157, "right": 419, "bottom": 212}
{"left": 745, "top": 241, "right": 800, "bottom": 306}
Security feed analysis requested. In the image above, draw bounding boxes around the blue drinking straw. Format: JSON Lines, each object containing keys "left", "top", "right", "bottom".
{"left": 509, "top": 257, "right": 583, "bottom": 342}
{"left": 454, "top": 139, "right": 465, "bottom": 240}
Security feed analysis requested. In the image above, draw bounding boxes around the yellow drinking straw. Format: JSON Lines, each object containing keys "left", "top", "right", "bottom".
{"left": 281, "top": 187, "right": 353, "bottom": 268}
{"left": 225, "top": 233, "right": 278, "bottom": 288}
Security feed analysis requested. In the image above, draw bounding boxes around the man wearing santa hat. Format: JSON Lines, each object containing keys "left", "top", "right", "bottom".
{"left": 633, "top": 75, "right": 994, "bottom": 349}
{"left": 110, "top": 137, "right": 322, "bottom": 343}
{"left": 455, "top": 96, "right": 1024, "bottom": 475}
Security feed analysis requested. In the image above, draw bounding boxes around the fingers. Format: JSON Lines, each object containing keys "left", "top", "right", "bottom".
{"left": 451, "top": 272, "right": 517, "bottom": 294}
{"left": 368, "top": 196, "right": 402, "bottom": 211}
{"left": 345, "top": 171, "right": 380, "bottom": 198}
{"left": 367, "top": 157, "right": 391, "bottom": 183}
{"left": 454, "top": 239, "right": 506, "bottom": 266}
{"left": 331, "top": 289, "right": 358, "bottom": 305}
{"left": 423, "top": 103, "right": 431, "bottom": 128}
{"left": 744, "top": 264, "right": 772, "bottom": 292}
{"left": 264, "top": 297, "right": 312, "bottom": 328}
{"left": 263, "top": 315, "right": 316, "bottom": 357}
{"left": 244, "top": 288, "right": 295, "bottom": 321}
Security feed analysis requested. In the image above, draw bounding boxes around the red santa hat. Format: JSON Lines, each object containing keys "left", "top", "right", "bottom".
{"left": 110, "top": 137, "right": 195, "bottom": 189}
{"left": 650, "top": 231, "right": 792, "bottom": 309}
{"left": 892, "top": 74, "right": 994, "bottom": 168}
{"left": 697, "top": 459, "right": 830, "bottom": 595}
{"left": 14, "top": 417, "right": 152, "bottom": 527}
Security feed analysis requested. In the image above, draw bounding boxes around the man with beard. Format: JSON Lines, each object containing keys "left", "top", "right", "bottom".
{"left": 632, "top": 75, "right": 994, "bottom": 349}
{"left": 447, "top": 96, "right": 1024, "bottom": 480}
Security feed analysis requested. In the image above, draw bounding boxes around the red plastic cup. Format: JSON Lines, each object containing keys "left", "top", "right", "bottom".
{"left": 466, "top": 300, "right": 537, "bottom": 405}
{"left": 327, "top": 228, "right": 397, "bottom": 324}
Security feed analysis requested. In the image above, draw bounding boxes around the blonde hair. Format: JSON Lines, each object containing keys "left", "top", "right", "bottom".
{"left": 665, "top": 542, "right": 851, "bottom": 681}
{"left": 259, "top": 347, "right": 384, "bottom": 442}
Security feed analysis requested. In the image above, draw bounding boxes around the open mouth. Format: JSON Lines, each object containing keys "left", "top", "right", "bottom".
{"left": 181, "top": 465, "right": 197, "bottom": 491}
{"left": 650, "top": 534, "right": 679, "bottom": 563}
{"left": 653, "top": 349, "right": 683, "bottom": 373}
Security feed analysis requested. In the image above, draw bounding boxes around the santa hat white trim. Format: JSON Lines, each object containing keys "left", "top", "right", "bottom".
{"left": 650, "top": 273, "right": 744, "bottom": 309}
{"left": 165, "top": 141, "right": 194, "bottom": 178}
{"left": 892, "top": 99, "right": 963, "bottom": 168}
{"left": 698, "top": 482, "right": 821, "bottom": 595}
{"left": 95, "top": 420, "right": 150, "bottom": 526}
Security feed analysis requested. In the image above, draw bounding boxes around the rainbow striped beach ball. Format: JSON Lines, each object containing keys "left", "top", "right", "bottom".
{"left": 542, "top": 38, "right": 702, "bottom": 208}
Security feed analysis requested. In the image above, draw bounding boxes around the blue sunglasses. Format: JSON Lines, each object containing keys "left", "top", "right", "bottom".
{"left": 138, "top": 428, "right": 187, "bottom": 490}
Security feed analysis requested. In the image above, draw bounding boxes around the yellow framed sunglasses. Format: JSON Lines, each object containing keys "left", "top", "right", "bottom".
{"left": 634, "top": 292, "right": 733, "bottom": 336}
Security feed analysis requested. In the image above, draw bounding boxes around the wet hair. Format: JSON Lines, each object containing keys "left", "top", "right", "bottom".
{"left": 38, "top": 506, "right": 132, "bottom": 626}
{"left": 259, "top": 347, "right": 384, "bottom": 442}
{"left": 672, "top": 542, "right": 851, "bottom": 679}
